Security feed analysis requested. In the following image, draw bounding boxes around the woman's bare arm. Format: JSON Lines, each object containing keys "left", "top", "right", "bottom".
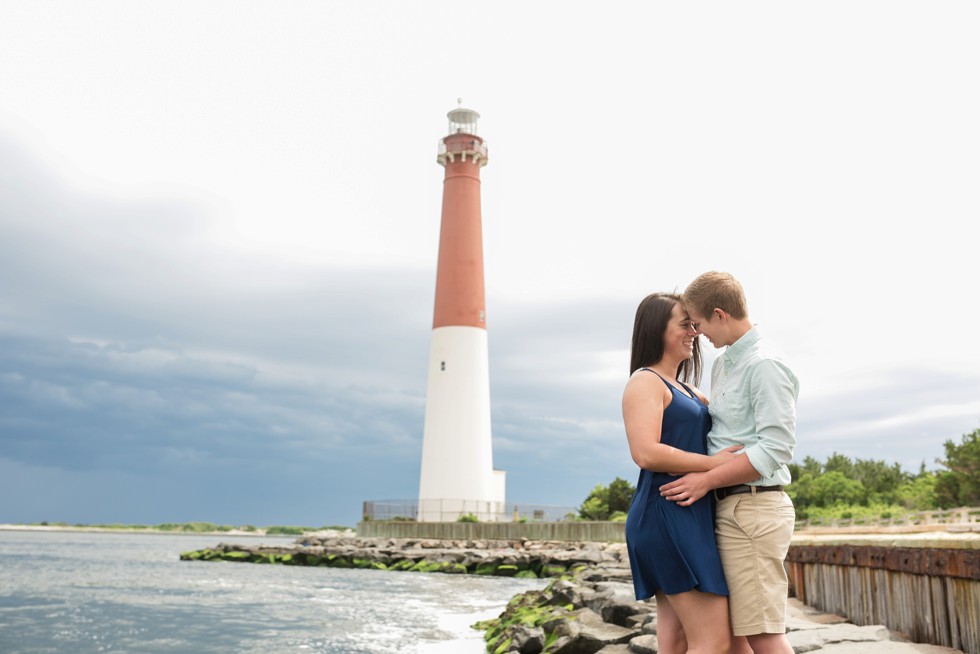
{"left": 623, "top": 373, "right": 737, "bottom": 474}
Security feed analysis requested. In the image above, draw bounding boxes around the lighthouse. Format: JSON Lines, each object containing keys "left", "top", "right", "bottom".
{"left": 417, "top": 105, "right": 505, "bottom": 522}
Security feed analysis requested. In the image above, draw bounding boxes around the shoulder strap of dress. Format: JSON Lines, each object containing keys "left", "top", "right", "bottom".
{"left": 677, "top": 381, "right": 697, "bottom": 398}
{"left": 637, "top": 367, "right": 671, "bottom": 390}
{"left": 639, "top": 368, "right": 696, "bottom": 399}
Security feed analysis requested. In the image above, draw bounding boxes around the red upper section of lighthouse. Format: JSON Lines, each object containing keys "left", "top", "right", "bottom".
{"left": 432, "top": 114, "right": 488, "bottom": 330}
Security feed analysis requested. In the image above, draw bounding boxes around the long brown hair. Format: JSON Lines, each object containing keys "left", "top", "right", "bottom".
{"left": 629, "top": 292, "right": 702, "bottom": 385}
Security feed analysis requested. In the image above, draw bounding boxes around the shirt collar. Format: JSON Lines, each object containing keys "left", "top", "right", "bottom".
{"left": 723, "top": 325, "right": 761, "bottom": 365}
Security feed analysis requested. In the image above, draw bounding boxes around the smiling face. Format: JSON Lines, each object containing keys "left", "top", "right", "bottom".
{"left": 630, "top": 292, "right": 702, "bottom": 384}
{"left": 664, "top": 302, "right": 698, "bottom": 361}
{"left": 688, "top": 307, "right": 727, "bottom": 348}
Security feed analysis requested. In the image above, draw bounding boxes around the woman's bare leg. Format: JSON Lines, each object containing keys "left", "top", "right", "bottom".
{"left": 654, "top": 591, "right": 688, "bottom": 654}
{"left": 665, "top": 589, "right": 734, "bottom": 654}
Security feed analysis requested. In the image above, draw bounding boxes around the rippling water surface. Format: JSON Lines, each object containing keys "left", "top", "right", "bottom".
{"left": 0, "top": 530, "right": 547, "bottom": 653}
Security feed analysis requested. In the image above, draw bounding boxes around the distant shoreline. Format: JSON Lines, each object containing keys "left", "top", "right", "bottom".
{"left": 0, "top": 524, "right": 355, "bottom": 538}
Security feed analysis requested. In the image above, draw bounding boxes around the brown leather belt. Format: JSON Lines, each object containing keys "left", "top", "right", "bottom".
{"left": 714, "top": 484, "right": 783, "bottom": 500}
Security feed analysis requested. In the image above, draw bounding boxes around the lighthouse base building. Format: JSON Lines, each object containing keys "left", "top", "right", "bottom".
{"left": 416, "top": 105, "right": 505, "bottom": 522}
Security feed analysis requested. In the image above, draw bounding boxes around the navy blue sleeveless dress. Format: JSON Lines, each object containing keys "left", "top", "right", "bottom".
{"left": 624, "top": 370, "right": 729, "bottom": 600}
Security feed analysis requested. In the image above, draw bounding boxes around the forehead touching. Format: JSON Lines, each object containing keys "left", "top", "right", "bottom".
{"left": 682, "top": 305, "right": 705, "bottom": 321}
{"left": 669, "top": 302, "right": 689, "bottom": 319}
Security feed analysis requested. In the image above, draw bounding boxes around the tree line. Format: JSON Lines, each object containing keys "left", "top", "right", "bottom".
{"left": 579, "top": 428, "right": 979, "bottom": 521}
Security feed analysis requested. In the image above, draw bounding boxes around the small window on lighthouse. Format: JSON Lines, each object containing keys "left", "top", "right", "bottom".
{"left": 440, "top": 361, "right": 446, "bottom": 371}
{"left": 479, "top": 310, "right": 485, "bottom": 322}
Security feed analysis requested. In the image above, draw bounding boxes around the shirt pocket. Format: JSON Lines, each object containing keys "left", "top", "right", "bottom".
{"left": 712, "top": 385, "right": 748, "bottom": 428}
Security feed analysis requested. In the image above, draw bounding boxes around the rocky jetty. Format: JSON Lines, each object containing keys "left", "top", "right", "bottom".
{"left": 181, "top": 535, "right": 965, "bottom": 653}
{"left": 180, "top": 535, "right": 633, "bottom": 580}
{"left": 477, "top": 577, "right": 966, "bottom": 654}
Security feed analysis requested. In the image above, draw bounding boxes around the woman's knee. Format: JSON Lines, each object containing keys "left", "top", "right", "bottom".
{"left": 657, "top": 628, "right": 688, "bottom": 654}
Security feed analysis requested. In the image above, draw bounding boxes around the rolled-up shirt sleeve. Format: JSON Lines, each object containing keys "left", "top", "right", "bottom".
{"left": 741, "top": 358, "right": 799, "bottom": 479}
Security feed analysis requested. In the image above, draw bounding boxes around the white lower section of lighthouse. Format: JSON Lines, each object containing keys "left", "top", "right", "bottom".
{"left": 417, "top": 326, "right": 505, "bottom": 522}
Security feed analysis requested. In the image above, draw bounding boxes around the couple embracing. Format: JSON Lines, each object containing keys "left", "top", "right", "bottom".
{"left": 623, "top": 271, "right": 799, "bottom": 654}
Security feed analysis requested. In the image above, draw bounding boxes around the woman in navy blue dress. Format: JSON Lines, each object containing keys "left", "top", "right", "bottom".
{"left": 623, "top": 293, "right": 747, "bottom": 654}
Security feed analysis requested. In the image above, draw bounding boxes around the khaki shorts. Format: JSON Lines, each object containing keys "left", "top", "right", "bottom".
{"left": 715, "top": 490, "right": 796, "bottom": 636}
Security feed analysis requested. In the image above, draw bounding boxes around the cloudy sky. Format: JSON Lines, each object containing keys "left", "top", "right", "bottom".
{"left": 1, "top": 2, "right": 978, "bottom": 528}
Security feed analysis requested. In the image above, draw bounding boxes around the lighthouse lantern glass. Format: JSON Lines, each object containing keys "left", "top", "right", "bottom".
{"left": 447, "top": 108, "right": 479, "bottom": 135}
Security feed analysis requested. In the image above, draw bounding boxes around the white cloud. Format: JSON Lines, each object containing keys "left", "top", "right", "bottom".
{"left": 1, "top": 1, "right": 979, "bottom": 526}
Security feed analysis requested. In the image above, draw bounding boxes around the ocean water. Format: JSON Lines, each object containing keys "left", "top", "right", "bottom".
{"left": 0, "top": 530, "right": 548, "bottom": 654}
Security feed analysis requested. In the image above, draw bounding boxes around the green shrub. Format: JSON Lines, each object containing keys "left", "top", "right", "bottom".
{"left": 265, "top": 526, "right": 312, "bottom": 535}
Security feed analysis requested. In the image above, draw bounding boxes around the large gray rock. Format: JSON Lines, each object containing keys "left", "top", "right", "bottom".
{"left": 601, "top": 599, "right": 653, "bottom": 627}
{"left": 548, "top": 580, "right": 586, "bottom": 608}
{"left": 581, "top": 587, "right": 617, "bottom": 613}
{"left": 625, "top": 611, "right": 655, "bottom": 632}
{"left": 544, "top": 614, "right": 582, "bottom": 640}
{"left": 593, "top": 581, "right": 637, "bottom": 601}
{"left": 550, "top": 608, "right": 637, "bottom": 654}
{"left": 568, "top": 607, "right": 610, "bottom": 627}
{"left": 627, "top": 633, "right": 658, "bottom": 653}
{"left": 568, "top": 550, "right": 606, "bottom": 564}
{"left": 510, "top": 624, "right": 546, "bottom": 653}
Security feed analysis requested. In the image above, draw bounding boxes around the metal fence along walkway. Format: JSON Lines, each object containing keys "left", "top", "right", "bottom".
{"left": 361, "top": 499, "right": 577, "bottom": 523}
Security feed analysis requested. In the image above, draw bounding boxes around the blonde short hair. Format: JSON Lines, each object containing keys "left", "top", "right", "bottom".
{"left": 683, "top": 271, "right": 748, "bottom": 320}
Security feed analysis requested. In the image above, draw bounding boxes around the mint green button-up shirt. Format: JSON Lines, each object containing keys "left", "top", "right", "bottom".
{"left": 705, "top": 327, "right": 800, "bottom": 486}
